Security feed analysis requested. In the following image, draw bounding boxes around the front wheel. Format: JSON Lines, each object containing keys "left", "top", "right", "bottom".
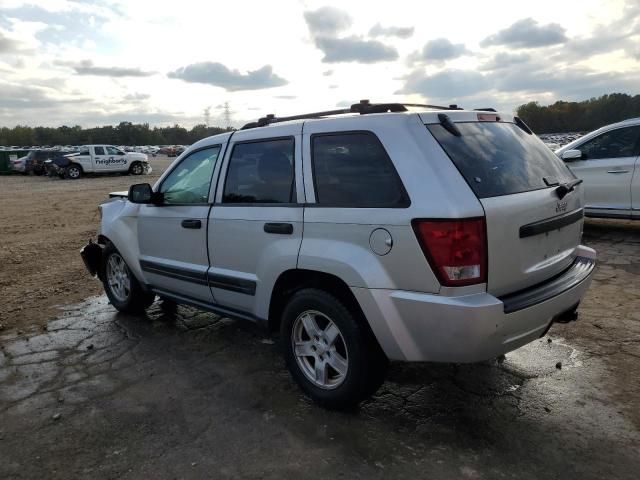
{"left": 129, "top": 162, "right": 144, "bottom": 175}
{"left": 65, "top": 164, "right": 82, "bottom": 179}
{"left": 281, "top": 288, "right": 387, "bottom": 410}
{"left": 102, "top": 243, "right": 155, "bottom": 313}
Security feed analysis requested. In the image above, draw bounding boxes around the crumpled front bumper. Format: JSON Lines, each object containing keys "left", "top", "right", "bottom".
{"left": 80, "top": 240, "right": 104, "bottom": 278}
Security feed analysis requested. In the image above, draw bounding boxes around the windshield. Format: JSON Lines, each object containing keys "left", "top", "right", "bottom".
{"left": 427, "top": 122, "right": 575, "bottom": 198}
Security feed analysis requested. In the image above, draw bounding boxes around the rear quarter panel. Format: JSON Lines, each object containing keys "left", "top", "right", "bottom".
{"left": 299, "top": 113, "right": 485, "bottom": 293}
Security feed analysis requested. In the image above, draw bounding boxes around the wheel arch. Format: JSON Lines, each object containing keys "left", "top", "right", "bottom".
{"left": 129, "top": 160, "right": 142, "bottom": 173}
{"left": 267, "top": 269, "right": 385, "bottom": 355}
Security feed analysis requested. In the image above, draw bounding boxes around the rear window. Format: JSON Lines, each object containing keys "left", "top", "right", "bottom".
{"left": 312, "top": 132, "right": 409, "bottom": 207}
{"left": 427, "top": 122, "right": 575, "bottom": 198}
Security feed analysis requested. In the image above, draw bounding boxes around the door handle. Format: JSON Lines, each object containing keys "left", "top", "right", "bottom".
{"left": 607, "top": 170, "right": 630, "bottom": 174}
{"left": 264, "top": 222, "right": 293, "bottom": 234}
{"left": 181, "top": 219, "right": 202, "bottom": 229}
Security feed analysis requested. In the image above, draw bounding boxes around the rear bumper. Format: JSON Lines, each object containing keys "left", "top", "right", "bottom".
{"left": 352, "top": 245, "right": 596, "bottom": 362}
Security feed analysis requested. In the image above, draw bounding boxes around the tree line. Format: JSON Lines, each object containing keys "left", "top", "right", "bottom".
{"left": 0, "top": 122, "right": 232, "bottom": 147}
{"left": 2, "top": 93, "right": 639, "bottom": 145}
{"left": 516, "top": 93, "right": 640, "bottom": 134}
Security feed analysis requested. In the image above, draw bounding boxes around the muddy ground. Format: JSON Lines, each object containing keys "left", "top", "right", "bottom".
{"left": 0, "top": 155, "right": 173, "bottom": 332}
{"left": 0, "top": 163, "right": 639, "bottom": 478}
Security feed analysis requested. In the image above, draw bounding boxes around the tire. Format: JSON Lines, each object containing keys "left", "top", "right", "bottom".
{"left": 129, "top": 161, "right": 144, "bottom": 175}
{"left": 102, "top": 243, "right": 155, "bottom": 313}
{"left": 281, "top": 288, "right": 387, "bottom": 410}
{"left": 65, "top": 164, "right": 82, "bottom": 179}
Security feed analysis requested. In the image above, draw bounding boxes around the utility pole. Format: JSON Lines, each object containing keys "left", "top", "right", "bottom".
{"left": 203, "top": 106, "right": 211, "bottom": 127}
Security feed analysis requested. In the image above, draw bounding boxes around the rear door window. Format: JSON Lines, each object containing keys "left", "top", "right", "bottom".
{"left": 427, "top": 122, "right": 575, "bottom": 199}
{"left": 94, "top": 146, "right": 105, "bottom": 155}
{"left": 311, "top": 132, "right": 409, "bottom": 207}
{"left": 223, "top": 138, "right": 295, "bottom": 204}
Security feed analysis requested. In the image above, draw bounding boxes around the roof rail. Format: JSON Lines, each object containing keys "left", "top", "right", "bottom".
{"left": 240, "top": 99, "right": 464, "bottom": 130}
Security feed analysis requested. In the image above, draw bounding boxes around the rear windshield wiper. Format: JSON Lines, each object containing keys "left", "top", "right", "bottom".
{"left": 438, "top": 113, "right": 461, "bottom": 136}
{"left": 555, "top": 178, "right": 583, "bottom": 199}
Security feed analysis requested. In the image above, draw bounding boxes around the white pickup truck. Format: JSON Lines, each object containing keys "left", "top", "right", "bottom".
{"left": 62, "top": 145, "right": 151, "bottom": 179}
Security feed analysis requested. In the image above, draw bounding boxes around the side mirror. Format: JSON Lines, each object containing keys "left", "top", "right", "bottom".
{"left": 561, "top": 149, "right": 583, "bottom": 162}
{"left": 128, "top": 183, "right": 159, "bottom": 204}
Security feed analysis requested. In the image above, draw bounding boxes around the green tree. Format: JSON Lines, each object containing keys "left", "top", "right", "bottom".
{"left": 516, "top": 93, "right": 640, "bottom": 134}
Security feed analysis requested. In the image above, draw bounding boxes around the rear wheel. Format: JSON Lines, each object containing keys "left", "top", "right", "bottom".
{"left": 65, "top": 164, "right": 82, "bottom": 179}
{"left": 102, "top": 243, "right": 155, "bottom": 313}
{"left": 129, "top": 161, "right": 144, "bottom": 175}
{"left": 281, "top": 288, "right": 387, "bottom": 410}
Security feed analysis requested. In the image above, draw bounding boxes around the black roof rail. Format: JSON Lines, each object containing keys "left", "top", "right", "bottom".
{"left": 474, "top": 108, "right": 497, "bottom": 112}
{"left": 240, "top": 99, "right": 464, "bottom": 130}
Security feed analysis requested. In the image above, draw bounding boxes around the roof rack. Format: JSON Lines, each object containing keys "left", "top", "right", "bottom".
{"left": 240, "top": 99, "right": 464, "bottom": 130}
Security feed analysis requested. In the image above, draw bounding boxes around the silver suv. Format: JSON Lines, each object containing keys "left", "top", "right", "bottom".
{"left": 81, "top": 101, "right": 596, "bottom": 409}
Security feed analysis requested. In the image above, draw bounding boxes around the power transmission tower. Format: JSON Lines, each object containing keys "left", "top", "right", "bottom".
{"left": 223, "top": 102, "right": 232, "bottom": 129}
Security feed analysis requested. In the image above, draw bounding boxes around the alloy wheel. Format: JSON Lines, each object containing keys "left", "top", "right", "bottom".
{"left": 106, "top": 253, "right": 131, "bottom": 302}
{"left": 291, "top": 310, "right": 349, "bottom": 389}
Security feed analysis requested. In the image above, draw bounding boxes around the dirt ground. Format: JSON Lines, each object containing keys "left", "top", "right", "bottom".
{"left": 0, "top": 155, "right": 173, "bottom": 332}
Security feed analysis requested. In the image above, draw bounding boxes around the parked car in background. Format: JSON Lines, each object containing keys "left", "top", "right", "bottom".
{"left": 63, "top": 145, "right": 151, "bottom": 179}
{"left": 44, "top": 152, "right": 75, "bottom": 178}
{"left": 158, "top": 146, "right": 178, "bottom": 156}
{"left": 9, "top": 153, "right": 29, "bottom": 173}
{"left": 81, "top": 101, "right": 596, "bottom": 409}
{"left": 556, "top": 118, "right": 640, "bottom": 219}
{"left": 27, "top": 150, "right": 62, "bottom": 175}
{"left": 8, "top": 149, "right": 52, "bottom": 174}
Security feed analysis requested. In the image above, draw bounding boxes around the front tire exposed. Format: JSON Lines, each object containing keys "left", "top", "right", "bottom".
{"left": 129, "top": 161, "right": 144, "bottom": 175}
{"left": 281, "top": 288, "right": 387, "bottom": 410}
{"left": 102, "top": 243, "right": 155, "bottom": 313}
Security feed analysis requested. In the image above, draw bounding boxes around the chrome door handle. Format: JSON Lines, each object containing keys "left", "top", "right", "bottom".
{"left": 606, "top": 170, "right": 630, "bottom": 174}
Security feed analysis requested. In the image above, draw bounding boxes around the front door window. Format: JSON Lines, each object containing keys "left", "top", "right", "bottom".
{"left": 160, "top": 146, "right": 221, "bottom": 204}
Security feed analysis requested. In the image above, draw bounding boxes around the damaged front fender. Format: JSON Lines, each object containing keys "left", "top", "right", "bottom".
{"left": 80, "top": 240, "right": 104, "bottom": 279}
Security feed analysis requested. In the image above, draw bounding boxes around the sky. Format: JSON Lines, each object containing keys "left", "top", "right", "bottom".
{"left": 0, "top": 0, "right": 638, "bottom": 128}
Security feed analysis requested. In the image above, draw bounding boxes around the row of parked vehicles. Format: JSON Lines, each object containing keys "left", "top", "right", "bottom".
{"left": 82, "top": 100, "right": 615, "bottom": 409}
{"left": 5, "top": 144, "right": 188, "bottom": 177}
{"left": 5, "top": 144, "right": 180, "bottom": 178}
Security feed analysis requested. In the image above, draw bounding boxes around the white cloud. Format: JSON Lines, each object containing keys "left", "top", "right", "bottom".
{"left": 481, "top": 18, "right": 567, "bottom": 48}
{"left": 0, "top": 0, "right": 637, "bottom": 127}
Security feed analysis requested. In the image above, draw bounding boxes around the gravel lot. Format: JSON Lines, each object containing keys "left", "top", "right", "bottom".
{"left": 0, "top": 155, "right": 174, "bottom": 332}
{"left": 0, "top": 158, "right": 639, "bottom": 478}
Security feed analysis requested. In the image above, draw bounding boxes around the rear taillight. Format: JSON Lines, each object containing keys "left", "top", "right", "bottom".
{"left": 412, "top": 218, "right": 487, "bottom": 287}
